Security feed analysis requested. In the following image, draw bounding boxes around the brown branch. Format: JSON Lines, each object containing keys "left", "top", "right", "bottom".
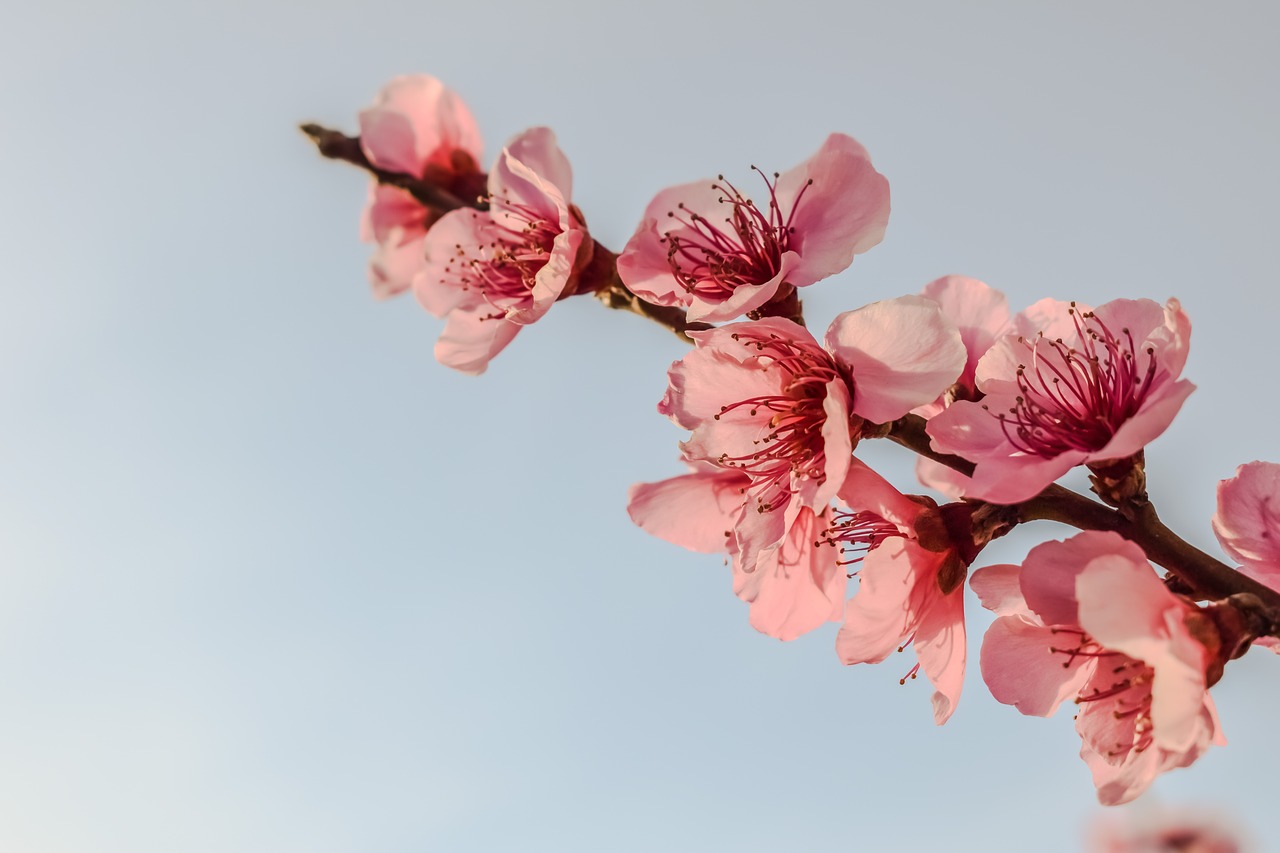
{"left": 299, "top": 123, "right": 473, "bottom": 212}
{"left": 887, "top": 413, "right": 1280, "bottom": 617}
{"left": 303, "top": 122, "right": 716, "bottom": 341}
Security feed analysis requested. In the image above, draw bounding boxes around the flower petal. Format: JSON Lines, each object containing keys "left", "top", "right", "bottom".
{"left": 825, "top": 295, "right": 966, "bottom": 424}
{"left": 1212, "top": 460, "right": 1280, "bottom": 586}
{"left": 628, "top": 468, "right": 747, "bottom": 553}
{"left": 776, "top": 132, "right": 891, "bottom": 286}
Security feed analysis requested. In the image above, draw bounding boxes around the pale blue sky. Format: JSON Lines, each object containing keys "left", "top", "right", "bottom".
{"left": 2, "top": 2, "right": 1277, "bottom": 850}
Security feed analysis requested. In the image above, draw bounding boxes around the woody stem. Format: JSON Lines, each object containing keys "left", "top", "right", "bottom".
{"left": 301, "top": 123, "right": 706, "bottom": 341}
{"left": 887, "top": 413, "right": 1280, "bottom": 617}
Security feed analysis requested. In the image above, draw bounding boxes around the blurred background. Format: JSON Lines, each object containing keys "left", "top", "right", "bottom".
{"left": 1, "top": 1, "right": 1276, "bottom": 850}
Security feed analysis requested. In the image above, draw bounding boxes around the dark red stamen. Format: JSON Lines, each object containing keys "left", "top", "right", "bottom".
{"left": 711, "top": 330, "right": 853, "bottom": 515}
{"left": 820, "top": 509, "right": 903, "bottom": 568}
{"left": 437, "top": 194, "right": 562, "bottom": 316}
{"left": 986, "top": 304, "right": 1158, "bottom": 457}
{"left": 661, "top": 169, "right": 814, "bottom": 299}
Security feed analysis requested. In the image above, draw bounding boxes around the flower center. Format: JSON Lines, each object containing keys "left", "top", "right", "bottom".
{"left": 986, "top": 304, "right": 1158, "bottom": 457}
{"left": 438, "top": 197, "right": 561, "bottom": 315}
{"left": 711, "top": 330, "right": 853, "bottom": 514}
{"left": 660, "top": 169, "right": 813, "bottom": 300}
{"left": 1051, "top": 628, "right": 1155, "bottom": 756}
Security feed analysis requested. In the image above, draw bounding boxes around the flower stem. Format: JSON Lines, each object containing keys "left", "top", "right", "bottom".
{"left": 301, "top": 122, "right": 705, "bottom": 341}
{"left": 888, "top": 413, "right": 1280, "bottom": 616}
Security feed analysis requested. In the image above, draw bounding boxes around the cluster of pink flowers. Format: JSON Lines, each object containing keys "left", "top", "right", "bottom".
{"left": 324, "top": 74, "right": 1280, "bottom": 808}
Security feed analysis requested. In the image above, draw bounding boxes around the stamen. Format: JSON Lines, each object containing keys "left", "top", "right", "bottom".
{"left": 988, "top": 305, "right": 1159, "bottom": 457}
{"left": 436, "top": 194, "right": 562, "bottom": 316}
{"left": 710, "top": 330, "right": 855, "bottom": 516}
{"left": 661, "top": 168, "right": 810, "bottom": 299}
{"left": 821, "top": 509, "right": 903, "bottom": 566}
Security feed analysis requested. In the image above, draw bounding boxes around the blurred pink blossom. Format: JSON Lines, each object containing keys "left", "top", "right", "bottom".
{"left": 358, "top": 75, "right": 483, "bottom": 298}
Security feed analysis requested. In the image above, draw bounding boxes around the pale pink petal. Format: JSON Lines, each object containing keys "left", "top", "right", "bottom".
{"left": 1008, "top": 297, "right": 1089, "bottom": 345}
{"left": 1094, "top": 379, "right": 1195, "bottom": 461}
{"left": 1090, "top": 297, "right": 1191, "bottom": 380}
{"left": 1081, "top": 738, "right": 1161, "bottom": 806}
{"left": 912, "top": 583, "right": 966, "bottom": 724}
{"left": 837, "top": 457, "right": 923, "bottom": 531}
{"left": 963, "top": 450, "right": 1084, "bottom": 505}
{"left": 627, "top": 468, "right": 747, "bottom": 553}
{"left": 775, "top": 132, "right": 891, "bottom": 285}
{"left": 359, "top": 74, "right": 482, "bottom": 175}
{"left": 836, "top": 538, "right": 934, "bottom": 664}
{"left": 814, "top": 378, "right": 854, "bottom": 507}
{"left": 491, "top": 127, "right": 573, "bottom": 218}
{"left": 615, "top": 217, "right": 686, "bottom": 307}
{"left": 368, "top": 231, "right": 427, "bottom": 299}
{"left": 414, "top": 208, "right": 489, "bottom": 317}
{"left": 663, "top": 319, "right": 812, "bottom": 429}
{"left": 362, "top": 185, "right": 426, "bottom": 243}
{"left": 1212, "top": 460, "right": 1280, "bottom": 585}
{"left": 661, "top": 346, "right": 785, "bottom": 433}
{"left": 433, "top": 304, "right": 521, "bottom": 376}
{"left": 924, "top": 394, "right": 1015, "bottom": 461}
{"left": 1158, "top": 297, "right": 1192, "bottom": 379}
{"left": 1076, "top": 559, "right": 1207, "bottom": 752}
{"left": 1021, "top": 532, "right": 1148, "bottom": 628}
{"left": 979, "top": 615, "right": 1091, "bottom": 717}
{"left": 915, "top": 456, "right": 971, "bottom": 501}
{"left": 824, "top": 295, "right": 966, "bottom": 424}
{"left": 732, "top": 495, "right": 791, "bottom": 576}
{"left": 734, "top": 506, "right": 845, "bottom": 641}
{"left": 968, "top": 564, "right": 1026, "bottom": 616}
{"left": 920, "top": 275, "right": 1011, "bottom": 392}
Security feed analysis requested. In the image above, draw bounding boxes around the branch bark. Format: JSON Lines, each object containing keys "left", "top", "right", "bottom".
{"left": 888, "top": 413, "right": 1280, "bottom": 617}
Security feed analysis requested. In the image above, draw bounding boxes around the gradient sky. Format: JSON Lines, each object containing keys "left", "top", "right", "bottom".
{"left": 2, "top": 2, "right": 1277, "bottom": 851}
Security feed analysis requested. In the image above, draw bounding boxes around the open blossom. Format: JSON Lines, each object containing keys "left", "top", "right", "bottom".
{"left": 927, "top": 297, "right": 1194, "bottom": 504}
{"left": 414, "top": 127, "right": 590, "bottom": 374}
{"left": 358, "top": 75, "right": 484, "bottom": 298}
{"left": 1211, "top": 461, "right": 1280, "bottom": 653}
{"left": 1212, "top": 461, "right": 1280, "bottom": 590}
{"left": 828, "top": 459, "right": 971, "bottom": 724}
{"left": 617, "top": 134, "right": 890, "bottom": 322}
{"left": 659, "top": 298, "right": 965, "bottom": 575}
{"left": 628, "top": 462, "right": 845, "bottom": 640}
{"left": 972, "top": 532, "right": 1225, "bottom": 805}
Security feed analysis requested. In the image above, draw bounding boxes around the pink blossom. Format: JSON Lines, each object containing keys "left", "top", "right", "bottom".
{"left": 1091, "top": 805, "right": 1250, "bottom": 853}
{"left": 415, "top": 127, "right": 590, "bottom": 375}
{"left": 627, "top": 464, "right": 845, "bottom": 640}
{"left": 617, "top": 134, "right": 890, "bottom": 323}
{"left": 828, "top": 459, "right": 969, "bottom": 724}
{"left": 357, "top": 75, "right": 484, "bottom": 298}
{"left": 1212, "top": 461, "right": 1280, "bottom": 590}
{"left": 1211, "top": 461, "right": 1280, "bottom": 653}
{"left": 927, "top": 298, "right": 1194, "bottom": 504}
{"left": 661, "top": 299, "right": 965, "bottom": 574}
{"left": 972, "top": 532, "right": 1225, "bottom": 805}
